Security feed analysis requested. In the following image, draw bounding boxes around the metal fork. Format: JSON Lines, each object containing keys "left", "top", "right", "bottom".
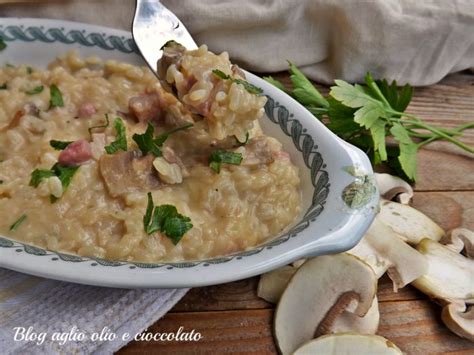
{"left": 132, "top": 0, "right": 197, "bottom": 77}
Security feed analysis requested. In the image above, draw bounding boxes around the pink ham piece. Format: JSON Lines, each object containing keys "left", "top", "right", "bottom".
{"left": 78, "top": 102, "right": 96, "bottom": 118}
{"left": 58, "top": 140, "right": 93, "bottom": 167}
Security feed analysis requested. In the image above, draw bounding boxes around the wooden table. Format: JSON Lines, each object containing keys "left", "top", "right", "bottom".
{"left": 119, "top": 72, "right": 474, "bottom": 354}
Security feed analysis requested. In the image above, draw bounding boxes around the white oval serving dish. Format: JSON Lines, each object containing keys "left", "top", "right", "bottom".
{"left": 0, "top": 18, "right": 378, "bottom": 288}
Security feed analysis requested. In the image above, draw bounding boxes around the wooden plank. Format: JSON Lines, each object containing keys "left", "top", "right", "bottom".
{"left": 118, "top": 309, "right": 276, "bottom": 355}
{"left": 378, "top": 300, "right": 474, "bottom": 354}
{"left": 411, "top": 191, "right": 474, "bottom": 231}
{"left": 119, "top": 302, "right": 474, "bottom": 355}
{"left": 415, "top": 150, "right": 474, "bottom": 191}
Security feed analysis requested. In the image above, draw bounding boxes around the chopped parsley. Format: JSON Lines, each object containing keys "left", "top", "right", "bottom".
{"left": 209, "top": 150, "right": 243, "bottom": 173}
{"left": 49, "top": 84, "right": 64, "bottom": 109}
{"left": 27, "top": 67, "right": 33, "bottom": 74}
{"left": 50, "top": 140, "right": 72, "bottom": 150}
{"left": 0, "top": 38, "right": 6, "bottom": 51}
{"left": 212, "top": 69, "right": 263, "bottom": 95}
{"left": 105, "top": 118, "right": 128, "bottom": 154}
{"left": 133, "top": 123, "right": 193, "bottom": 157}
{"left": 25, "top": 86, "right": 44, "bottom": 95}
{"left": 0, "top": 179, "right": 3, "bottom": 184}
{"left": 88, "top": 113, "right": 110, "bottom": 137}
{"left": 9, "top": 214, "right": 27, "bottom": 231}
{"left": 143, "top": 192, "right": 193, "bottom": 245}
{"left": 0, "top": 83, "right": 6, "bottom": 90}
{"left": 29, "top": 163, "right": 80, "bottom": 203}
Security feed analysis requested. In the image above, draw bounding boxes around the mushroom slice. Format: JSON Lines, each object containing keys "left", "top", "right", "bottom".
{"left": 375, "top": 173, "right": 413, "bottom": 204}
{"left": 348, "top": 218, "right": 428, "bottom": 290}
{"left": 442, "top": 228, "right": 474, "bottom": 258}
{"left": 378, "top": 199, "right": 444, "bottom": 244}
{"left": 274, "top": 254, "right": 377, "bottom": 355}
{"left": 328, "top": 296, "right": 380, "bottom": 335}
{"left": 441, "top": 302, "right": 474, "bottom": 342}
{"left": 412, "top": 239, "right": 474, "bottom": 301}
{"left": 257, "top": 265, "right": 297, "bottom": 304}
{"left": 293, "top": 333, "right": 402, "bottom": 355}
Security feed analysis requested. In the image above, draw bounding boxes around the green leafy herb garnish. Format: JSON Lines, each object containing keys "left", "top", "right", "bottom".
{"left": 50, "top": 140, "right": 72, "bottom": 150}
{"left": 49, "top": 84, "right": 64, "bottom": 109}
{"left": 212, "top": 69, "right": 263, "bottom": 95}
{"left": 209, "top": 150, "right": 243, "bottom": 173}
{"left": 234, "top": 132, "right": 250, "bottom": 146}
{"left": 105, "top": 118, "right": 128, "bottom": 154}
{"left": 27, "top": 67, "right": 33, "bottom": 74}
{"left": 88, "top": 113, "right": 110, "bottom": 137}
{"left": 25, "top": 86, "right": 44, "bottom": 95}
{"left": 0, "top": 83, "right": 6, "bottom": 90}
{"left": 0, "top": 38, "right": 6, "bottom": 51}
{"left": 143, "top": 192, "right": 193, "bottom": 245}
{"left": 133, "top": 123, "right": 193, "bottom": 157}
{"left": 29, "top": 169, "right": 56, "bottom": 187}
{"left": 29, "top": 163, "right": 79, "bottom": 202}
{"left": 264, "top": 67, "right": 474, "bottom": 181}
{"left": 9, "top": 214, "right": 27, "bottom": 231}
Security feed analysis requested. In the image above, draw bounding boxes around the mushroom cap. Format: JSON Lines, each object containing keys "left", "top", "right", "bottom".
{"left": 375, "top": 173, "right": 413, "bottom": 204}
{"left": 441, "top": 302, "right": 474, "bottom": 342}
{"left": 274, "top": 254, "right": 377, "bottom": 355}
{"left": 412, "top": 239, "right": 474, "bottom": 302}
{"left": 378, "top": 199, "right": 444, "bottom": 244}
{"left": 257, "top": 265, "right": 297, "bottom": 304}
{"left": 293, "top": 333, "right": 403, "bottom": 355}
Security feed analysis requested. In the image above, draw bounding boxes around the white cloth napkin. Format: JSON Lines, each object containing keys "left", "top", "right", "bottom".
{"left": 0, "top": 268, "right": 188, "bottom": 354}
{"left": 2, "top": 0, "right": 474, "bottom": 85}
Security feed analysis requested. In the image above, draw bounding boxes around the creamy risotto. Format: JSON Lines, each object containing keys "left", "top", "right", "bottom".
{"left": 0, "top": 45, "right": 301, "bottom": 262}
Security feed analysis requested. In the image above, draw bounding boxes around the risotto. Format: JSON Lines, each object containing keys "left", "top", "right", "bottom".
{"left": 0, "top": 45, "right": 301, "bottom": 263}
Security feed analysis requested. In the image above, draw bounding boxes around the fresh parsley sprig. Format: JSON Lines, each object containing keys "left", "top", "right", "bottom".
{"left": 212, "top": 69, "right": 263, "bottom": 95}
{"left": 264, "top": 65, "right": 474, "bottom": 181}
{"left": 133, "top": 123, "right": 193, "bottom": 157}
{"left": 105, "top": 118, "right": 128, "bottom": 154}
{"left": 143, "top": 192, "right": 193, "bottom": 245}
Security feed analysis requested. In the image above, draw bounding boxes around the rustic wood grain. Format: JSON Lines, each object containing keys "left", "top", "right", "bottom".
{"left": 120, "top": 73, "right": 474, "bottom": 354}
{"left": 119, "top": 302, "right": 474, "bottom": 355}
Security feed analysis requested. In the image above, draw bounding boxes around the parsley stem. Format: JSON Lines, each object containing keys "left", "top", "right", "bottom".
{"left": 417, "top": 122, "right": 474, "bottom": 148}
{"left": 394, "top": 117, "right": 474, "bottom": 153}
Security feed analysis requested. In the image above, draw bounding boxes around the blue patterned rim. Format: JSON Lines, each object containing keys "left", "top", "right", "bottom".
{"left": 0, "top": 24, "right": 330, "bottom": 269}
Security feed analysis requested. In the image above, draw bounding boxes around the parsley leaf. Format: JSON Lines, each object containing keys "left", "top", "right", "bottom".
{"left": 144, "top": 192, "right": 193, "bottom": 244}
{"left": 212, "top": 69, "right": 263, "bottom": 95}
{"left": 262, "top": 76, "right": 288, "bottom": 93}
{"left": 25, "top": 86, "right": 44, "bottom": 95}
{"left": 49, "top": 84, "right": 64, "bottom": 108}
{"left": 50, "top": 140, "right": 72, "bottom": 150}
{"left": 209, "top": 150, "right": 243, "bottom": 173}
{"left": 9, "top": 214, "right": 27, "bottom": 231}
{"left": 29, "top": 163, "right": 79, "bottom": 202}
{"left": 390, "top": 123, "right": 418, "bottom": 181}
{"left": 105, "top": 118, "right": 128, "bottom": 154}
{"left": 133, "top": 123, "right": 193, "bottom": 157}
{"left": 29, "top": 169, "right": 56, "bottom": 187}
{"left": 288, "top": 62, "right": 329, "bottom": 109}
{"left": 0, "top": 83, "right": 7, "bottom": 90}
{"left": 0, "top": 38, "right": 6, "bottom": 51}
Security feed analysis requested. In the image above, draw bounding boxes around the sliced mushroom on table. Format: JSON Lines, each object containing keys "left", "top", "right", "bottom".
{"left": 274, "top": 253, "right": 377, "bottom": 355}
{"left": 293, "top": 333, "right": 403, "bottom": 355}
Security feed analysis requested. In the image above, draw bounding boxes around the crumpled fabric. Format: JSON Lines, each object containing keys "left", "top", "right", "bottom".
{"left": 2, "top": 0, "right": 473, "bottom": 85}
